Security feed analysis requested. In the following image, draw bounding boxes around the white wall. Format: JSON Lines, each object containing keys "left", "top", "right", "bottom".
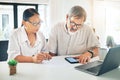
{"left": 48, "top": 0, "right": 93, "bottom": 28}
{"left": 1, "top": 0, "right": 120, "bottom": 47}
{"left": 93, "top": 0, "right": 120, "bottom": 47}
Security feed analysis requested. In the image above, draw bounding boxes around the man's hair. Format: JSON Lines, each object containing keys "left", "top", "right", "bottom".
{"left": 68, "top": 5, "right": 86, "bottom": 22}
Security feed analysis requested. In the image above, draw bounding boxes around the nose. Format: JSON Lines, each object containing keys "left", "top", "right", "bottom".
{"left": 72, "top": 26, "right": 77, "bottom": 29}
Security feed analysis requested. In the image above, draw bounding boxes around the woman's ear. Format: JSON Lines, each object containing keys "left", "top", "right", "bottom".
{"left": 22, "top": 20, "right": 26, "bottom": 24}
{"left": 21, "top": 20, "right": 26, "bottom": 26}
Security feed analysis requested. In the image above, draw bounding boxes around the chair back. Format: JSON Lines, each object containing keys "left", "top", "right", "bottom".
{"left": 0, "top": 40, "right": 8, "bottom": 61}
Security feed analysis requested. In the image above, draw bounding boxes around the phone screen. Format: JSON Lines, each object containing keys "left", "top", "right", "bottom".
{"left": 65, "top": 57, "right": 79, "bottom": 64}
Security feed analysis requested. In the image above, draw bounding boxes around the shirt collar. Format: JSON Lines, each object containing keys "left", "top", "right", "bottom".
{"left": 64, "top": 23, "right": 69, "bottom": 34}
{"left": 21, "top": 27, "right": 29, "bottom": 43}
{"left": 21, "top": 27, "right": 41, "bottom": 43}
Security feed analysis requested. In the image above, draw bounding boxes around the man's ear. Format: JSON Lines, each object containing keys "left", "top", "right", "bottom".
{"left": 66, "top": 14, "right": 69, "bottom": 21}
{"left": 66, "top": 14, "right": 68, "bottom": 19}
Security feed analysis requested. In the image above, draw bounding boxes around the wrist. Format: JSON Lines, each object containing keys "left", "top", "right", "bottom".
{"left": 87, "top": 50, "right": 94, "bottom": 58}
{"left": 32, "top": 56, "right": 36, "bottom": 63}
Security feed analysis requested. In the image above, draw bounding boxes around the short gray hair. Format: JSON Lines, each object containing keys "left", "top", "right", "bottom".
{"left": 68, "top": 5, "right": 86, "bottom": 22}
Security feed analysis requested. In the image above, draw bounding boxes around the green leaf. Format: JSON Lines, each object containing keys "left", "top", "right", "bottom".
{"left": 8, "top": 59, "right": 18, "bottom": 66}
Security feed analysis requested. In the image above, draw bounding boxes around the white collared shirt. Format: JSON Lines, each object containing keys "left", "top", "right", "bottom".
{"left": 7, "top": 27, "right": 47, "bottom": 60}
{"left": 47, "top": 22, "right": 100, "bottom": 55}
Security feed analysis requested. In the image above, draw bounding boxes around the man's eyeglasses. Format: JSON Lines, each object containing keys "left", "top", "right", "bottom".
{"left": 28, "top": 20, "right": 42, "bottom": 26}
{"left": 69, "top": 21, "right": 82, "bottom": 29}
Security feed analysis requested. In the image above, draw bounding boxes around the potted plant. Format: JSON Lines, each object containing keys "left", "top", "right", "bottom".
{"left": 8, "top": 59, "right": 18, "bottom": 75}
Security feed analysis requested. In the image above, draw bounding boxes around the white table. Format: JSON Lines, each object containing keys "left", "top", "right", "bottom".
{"left": 0, "top": 56, "right": 120, "bottom": 80}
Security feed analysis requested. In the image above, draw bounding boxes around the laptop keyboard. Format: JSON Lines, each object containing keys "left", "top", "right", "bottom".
{"left": 86, "top": 64, "right": 102, "bottom": 73}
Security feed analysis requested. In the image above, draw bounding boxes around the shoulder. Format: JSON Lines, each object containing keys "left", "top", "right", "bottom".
{"left": 10, "top": 27, "right": 23, "bottom": 37}
{"left": 37, "top": 31, "right": 45, "bottom": 40}
{"left": 83, "top": 24, "right": 92, "bottom": 30}
{"left": 52, "top": 22, "right": 65, "bottom": 29}
{"left": 82, "top": 24, "right": 93, "bottom": 33}
{"left": 51, "top": 22, "right": 65, "bottom": 33}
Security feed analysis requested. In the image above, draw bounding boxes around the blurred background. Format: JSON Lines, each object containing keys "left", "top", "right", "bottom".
{"left": 0, "top": 0, "right": 120, "bottom": 48}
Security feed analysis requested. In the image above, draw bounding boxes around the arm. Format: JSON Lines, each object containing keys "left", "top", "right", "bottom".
{"left": 90, "top": 47, "right": 99, "bottom": 57}
{"left": 49, "top": 52, "right": 57, "bottom": 56}
{"left": 7, "top": 30, "right": 46, "bottom": 63}
{"left": 15, "top": 53, "right": 46, "bottom": 63}
{"left": 74, "top": 47, "right": 99, "bottom": 64}
{"left": 47, "top": 25, "right": 58, "bottom": 56}
{"left": 15, "top": 55, "right": 33, "bottom": 63}
{"left": 74, "top": 27, "right": 100, "bottom": 64}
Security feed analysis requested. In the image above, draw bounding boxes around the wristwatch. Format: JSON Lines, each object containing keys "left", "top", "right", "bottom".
{"left": 87, "top": 50, "right": 94, "bottom": 58}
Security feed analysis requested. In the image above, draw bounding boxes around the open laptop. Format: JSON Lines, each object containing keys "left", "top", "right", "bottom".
{"left": 75, "top": 46, "right": 120, "bottom": 76}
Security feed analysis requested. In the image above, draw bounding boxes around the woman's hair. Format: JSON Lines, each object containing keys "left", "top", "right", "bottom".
{"left": 21, "top": 8, "right": 39, "bottom": 26}
{"left": 23, "top": 8, "right": 39, "bottom": 21}
{"left": 68, "top": 5, "right": 86, "bottom": 22}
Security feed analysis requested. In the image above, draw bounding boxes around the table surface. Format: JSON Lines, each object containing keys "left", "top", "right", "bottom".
{"left": 0, "top": 55, "right": 120, "bottom": 80}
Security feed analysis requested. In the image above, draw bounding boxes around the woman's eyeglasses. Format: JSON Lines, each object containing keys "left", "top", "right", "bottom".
{"left": 28, "top": 20, "right": 43, "bottom": 26}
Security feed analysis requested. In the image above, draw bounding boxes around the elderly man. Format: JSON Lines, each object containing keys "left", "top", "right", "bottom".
{"left": 47, "top": 5, "right": 100, "bottom": 64}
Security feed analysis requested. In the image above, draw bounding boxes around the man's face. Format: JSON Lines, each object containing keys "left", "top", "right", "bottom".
{"left": 66, "top": 16, "right": 84, "bottom": 32}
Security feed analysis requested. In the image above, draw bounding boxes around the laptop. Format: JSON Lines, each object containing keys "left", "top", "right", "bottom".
{"left": 75, "top": 46, "right": 120, "bottom": 76}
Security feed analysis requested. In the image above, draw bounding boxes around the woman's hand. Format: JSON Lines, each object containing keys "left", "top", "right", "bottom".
{"left": 41, "top": 52, "right": 52, "bottom": 60}
{"left": 32, "top": 53, "right": 52, "bottom": 63}
{"left": 32, "top": 54, "right": 44, "bottom": 63}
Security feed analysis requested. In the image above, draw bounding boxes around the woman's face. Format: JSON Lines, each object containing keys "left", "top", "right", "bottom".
{"left": 24, "top": 14, "right": 42, "bottom": 33}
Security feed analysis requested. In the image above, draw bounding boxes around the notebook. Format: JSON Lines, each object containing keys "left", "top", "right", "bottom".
{"left": 75, "top": 46, "right": 120, "bottom": 76}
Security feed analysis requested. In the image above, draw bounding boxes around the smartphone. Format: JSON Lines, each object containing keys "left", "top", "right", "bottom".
{"left": 65, "top": 57, "right": 79, "bottom": 64}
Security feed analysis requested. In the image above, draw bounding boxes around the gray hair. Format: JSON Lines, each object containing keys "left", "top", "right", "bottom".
{"left": 68, "top": 5, "right": 86, "bottom": 22}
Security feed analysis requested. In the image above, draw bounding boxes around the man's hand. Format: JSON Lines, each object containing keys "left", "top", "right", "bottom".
{"left": 74, "top": 52, "right": 92, "bottom": 64}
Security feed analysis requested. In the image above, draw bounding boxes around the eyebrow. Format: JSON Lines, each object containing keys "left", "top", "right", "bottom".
{"left": 70, "top": 21, "right": 82, "bottom": 25}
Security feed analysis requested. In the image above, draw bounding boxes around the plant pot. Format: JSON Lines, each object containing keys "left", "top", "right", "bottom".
{"left": 9, "top": 65, "right": 16, "bottom": 75}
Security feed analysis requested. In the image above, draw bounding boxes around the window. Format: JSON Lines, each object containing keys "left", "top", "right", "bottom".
{"left": 93, "top": 1, "right": 120, "bottom": 47}
{"left": 0, "top": 3, "right": 48, "bottom": 40}
{"left": 38, "top": 5, "right": 49, "bottom": 39}
{"left": 106, "top": 6, "right": 120, "bottom": 44}
{"left": 0, "top": 5, "right": 14, "bottom": 40}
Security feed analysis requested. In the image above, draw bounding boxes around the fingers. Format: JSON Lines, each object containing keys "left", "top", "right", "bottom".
{"left": 32, "top": 54, "right": 44, "bottom": 63}
{"left": 39, "top": 53, "right": 52, "bottom": 60}
{"left": 32, "top": 53, "right": 52, "bottom": 63}
{"left": 76, "top": 53, "right": 91, "bottom": 64}
{"left": 45, "top": 53, "right": 52, "bottom": 60}
{"left": 79, "top": 56, "right": 90, "bottom": 64}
